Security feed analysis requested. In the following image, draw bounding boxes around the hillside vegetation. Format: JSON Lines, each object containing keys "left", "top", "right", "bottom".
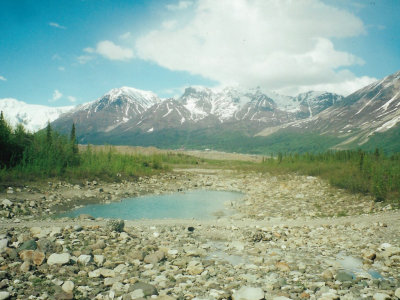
{"left": 1, "top": 113, "right": 399, "bottom": 204}
{"left": 0, "top": 114, "right": 198, "bottom": 183}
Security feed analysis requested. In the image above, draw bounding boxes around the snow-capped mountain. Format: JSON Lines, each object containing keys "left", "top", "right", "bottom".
{"left": 51, "top": 87, "right": 161, "bottom": 138}
{"left": 257, "top": 70, "right": 400, "bottom": 149}
{"left": 0, "top": 98, "right": 73, "bottom": 132}
{"left": 50, "top": 85, "right": 342, "bottom": 144}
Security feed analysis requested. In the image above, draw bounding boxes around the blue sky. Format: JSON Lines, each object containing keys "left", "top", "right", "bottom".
{"left": 0, "top": 0, "right": 399, "bottom": 106}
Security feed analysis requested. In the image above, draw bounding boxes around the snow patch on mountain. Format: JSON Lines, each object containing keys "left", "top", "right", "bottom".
{"left": 0, "top": 98, "right": 73, "bottom": 132}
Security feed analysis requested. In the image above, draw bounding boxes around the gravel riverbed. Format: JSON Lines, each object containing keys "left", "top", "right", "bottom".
{"left": 0, "top": 169, "right": 399, "bottom": 299}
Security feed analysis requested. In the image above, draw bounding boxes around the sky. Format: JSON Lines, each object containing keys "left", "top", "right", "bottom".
{"left": 0, "top": 0, "right": 399, "bottom": 106}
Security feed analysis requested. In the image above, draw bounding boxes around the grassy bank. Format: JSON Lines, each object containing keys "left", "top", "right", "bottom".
{"left": 241, "top": 150, "right": 400, "bottom": 204}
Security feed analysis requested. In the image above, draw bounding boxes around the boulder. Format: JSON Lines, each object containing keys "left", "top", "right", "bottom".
{"left": 62, "top": 280, "right": 74, "bottom": 293}
{"left": 47, "top": 253, "right": 71, "bottom": 266}
{"left": 130, "top": 282, "right": 158, "bottom": 296}
{"left": 232, "top": 286, "right": 264, "bottom": 300}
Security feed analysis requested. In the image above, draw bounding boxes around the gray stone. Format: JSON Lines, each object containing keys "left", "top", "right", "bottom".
{"left": 94, "top": 255, "right": 105, "bottom": 266}
{"left": 17, "top": 239, "right": 37, "bottom": 252}
{"left": 186, "top": 260, "right": 204, "bottom": 275}
{"left": 232, "top": 286, "right": 264, "bottom": 300}
{"left": 47, "top": 253, "right": 71, "bottom": 266}
{"left": 144, "top": 251, "right": 165, "bottom": 264}
{"left": 130, "top": 289, "right": 145, "bottom": 299}
{"left": 336, "top": 270, "right": 353, "bottom": 282}
{"left": 395, "top": 288, "right": 400, "bottom": 298}
{"left": 62, "top": 280, "right": 74, "bottom": 293}
{"left": 36, "top": 239, "right": 55, "bottom": 254}
{"left": 0, "top": 239, "right": 8, "bottom": 253}
{"left": 77, "top": 254, "right": 92, "bottom": 266}
{"left": 107, "top": 219, "right": 125, "bottom": 232}
{"left": 0, "top": 291, "right": 10, "bottom": 300}
{"left": 373, "top": 293, "right": 391, "bottom": 300}
{"left": 130, "top": 282, "right": 158, "bottom": 296}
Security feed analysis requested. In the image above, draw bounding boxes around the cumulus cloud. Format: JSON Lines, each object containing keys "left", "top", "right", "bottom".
{"left": 49, "top": 22, "right": 66, "bottom": 29}
{"left": 50, "top": 89, "right": 63, "bottom": 102}
{"left": 166, "top": 1, "right": 193, "bottom": 11}
{"left": 0, "top": 75, "right": 6, "bottom": 81}
{"left": 79, "top": 41, "right": 134, "bottom": 63}
{"left": 136, "top": 0, "right": 373, "bottom": 95}
{"left": 96, "top": 40, "right": 134, "bottom": 61}
{"left": 119, "top": 32, "right": 132, "bottom": 40}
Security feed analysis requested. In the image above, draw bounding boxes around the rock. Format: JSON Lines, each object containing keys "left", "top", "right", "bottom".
{"left": 99, "top": 268, "right": 115, "bottom": 278}
{"left": 186, "top": 260, "right": 204, "bottom": 275}
{"left": 78, "top": 214, "right": 95, "bottom": 220}
{"left": 336, "top": 270, "right": 353, "bottom": 282}
{"left": 130, "top": 282, "right": 158, "bottom": 296}
{"left": 30, "top": 227, "right": 51, "bottom": 238}
{"left": 276, "top": 261, "right": 290, "bottom": 272}
{"left": 319, "top": 292, "right": 339, "bottom": 300}
{"left": 0, "top": 239, "right": 8, "bottom": 253}
{"left": 321, "top": 269, "right": 334, "bottom": 280}
{"left": 362, "top": 249, "right": 377, "bottom": 261}
{"left": 188, "top": 226, "right": 195, "bottom": 232}
{"left": 395, "top": 288, "right": 400, "bottom": 298}
{"left": 19, "top": 250, "right": 34, "bottom": 261}
{"left": 17, "top": 239, "right": 37, "bottom": 252}
{"left": 0, "top": 291, "right": 10, "bottom": 300}
{"left": 144, "top": 251, "right": 165, "bottom": 264}
{"left": 62, "top": 280, "right": 74, "bottom": 293}
{"left": 273, "top": 297, "right": 293, "bottom": 300}
{"left": 373, "top": 293, "right": 391, "bottom": 300}
{"left": 36, "top": 239, "right": 55, "bottom": 254}
{"left": 104, "top": 277, "right": 119, "bottom": 286}
{"left": 94, "top": 255, "right": 105, "bottom": 266}
{"left": 2, "top": 199, "right": 12, "bottom": 207}
{"left": 77, "top": 254, "right": 92, "bottom": 266}
{"left": 107, "top": 219, "right": 125, "bottom": 232}
{"left": 47, "top": 253, "right": 71, "bottom": 266}
{"left": 130, "top": 289, "right": 145, "bottom": 299}
{"left": 20, "top": 261, "right": 30, "bottom": 272}
{"left": 90, "top": 240, "right": 106, "bottom": 250}
{"left": 32, "top": 251, "right": 45, "bottom": 265}
{"left": 232, "top": 286, "right": 264, "bottom": 300}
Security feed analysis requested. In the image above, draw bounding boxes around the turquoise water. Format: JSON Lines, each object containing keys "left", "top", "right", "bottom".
{"left": 61, "top": 190, "right": 243, "bottom": 220}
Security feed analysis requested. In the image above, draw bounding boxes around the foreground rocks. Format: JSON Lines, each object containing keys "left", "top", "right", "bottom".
{"left": 0, "top": 216, "right": 399, "bottom": 299}
{"left": 0, "top": 169, "right": 399, "bottom": 299}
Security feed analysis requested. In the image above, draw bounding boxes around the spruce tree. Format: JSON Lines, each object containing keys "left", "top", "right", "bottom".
{"left": 70, "top": 123, "right": 78, "bottom": 154}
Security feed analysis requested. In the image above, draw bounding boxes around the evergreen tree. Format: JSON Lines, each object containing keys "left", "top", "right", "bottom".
{"left": 70, "top": 123, "right": 78, "bottom": 154}
{"left": 0, "top": 111, "right": 12, "bottom": 167}
{"left": 46, "top": 122, "right": 52, "bottom": 145}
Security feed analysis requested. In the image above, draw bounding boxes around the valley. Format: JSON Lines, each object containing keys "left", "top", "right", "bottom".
{"left": 0, "top": 154, "right": 399, "bottom": 300}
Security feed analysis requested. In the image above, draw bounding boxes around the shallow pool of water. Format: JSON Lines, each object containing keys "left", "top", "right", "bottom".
{"left": 61, "top": 190, "right": 243, "bottom": 220}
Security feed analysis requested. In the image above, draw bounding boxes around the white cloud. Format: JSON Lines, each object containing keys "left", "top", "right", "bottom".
{"left": 77, "top": 55, "right": 94, "bottom": 64}
{"left": 136, "top": 0, "right": 370, "bottom": 95}
{"left": 0, "top": 75, "right": 6, "bottom": 81}
{"left": 167, "top": 1, "right": 193, "bottom": 10}
{"left": 119, "top": 32, "right": 131, "bottom": 40}
{"left": 84, "top": 47, "right": 95, "bottom": 53}
{"left": 67, "top": 96, "right": 77, "bottom": 103}
{"left": 49, "top": 22, "right": 66, "bottom": 29}
{"left": 50, "top": 89, "right": 63, "bottom": 102}
{"left": 96, "top": 40, "right": 134, "bottom": 61}
{"left": 58, "top": 66, "right": 65, "bottom": 71}
{"left": 52, "top": 54, "right": 61, "bottom": 60}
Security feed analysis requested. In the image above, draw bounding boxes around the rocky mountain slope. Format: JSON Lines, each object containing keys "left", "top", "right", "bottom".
{"left": 257, "top": 70, "right": 400, "bottom": 150}
{"left": 51, "top": 86, "right": 342, "bottom": 146}
{"left": 0, "top": 98, "right": 73, "bottom": 132}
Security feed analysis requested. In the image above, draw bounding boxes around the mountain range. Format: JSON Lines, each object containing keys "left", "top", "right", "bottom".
{"left": 1, "top": 70, "right": 399, "bottom": 154}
